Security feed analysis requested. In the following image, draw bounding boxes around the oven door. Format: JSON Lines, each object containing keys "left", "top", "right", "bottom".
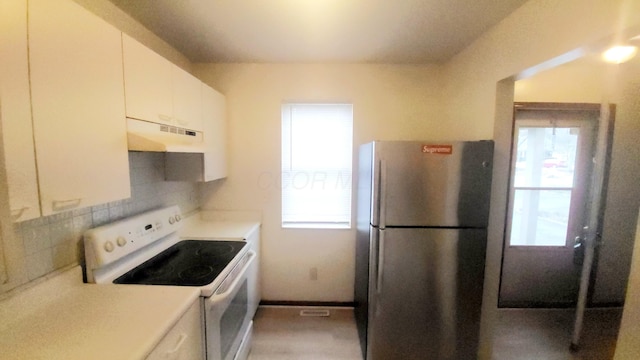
{"left": 205, "top": 250, "right": 256, "bottom": 360}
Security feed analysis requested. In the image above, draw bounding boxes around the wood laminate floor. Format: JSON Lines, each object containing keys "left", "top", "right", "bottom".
{"left": 248, "top": 306, "right": 362, "bottom": 360}
{"left": 248, "top": 306, "right": 621, "bottom": 360}
{"left": 492, "top": 308, "right": 621, "bottom": 360}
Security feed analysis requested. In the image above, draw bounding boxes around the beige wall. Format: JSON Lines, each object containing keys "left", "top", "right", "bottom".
{"left": 614, "top": 209, "right": 640, "bottom": 360}
{"left": 594, "top": 59, "right": 640, "bottom": 303}
{"left": 445, "top": 0, "right": 640, "bottom": 358}
{"left": 193, "top": 63, "right": 448, "bottom": 301}
{"left": 514, "top": 59, "right": 607, "bottom": 103}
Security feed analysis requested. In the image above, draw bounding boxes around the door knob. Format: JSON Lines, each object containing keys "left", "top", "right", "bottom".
{"left": 573, "top": 236, "right": 585, "bottom": 265}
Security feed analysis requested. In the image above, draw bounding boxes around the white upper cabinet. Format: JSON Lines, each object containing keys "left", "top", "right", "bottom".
{"left": 122, "top": 33, "right": 174, "bottom": 125}
{"left": 202, "top": 84, "right": 228, "bottom": 181}
{"left": 165, "top": 84, "right": 227, "bottom": 182}
{"left": 0, "top": 0, "right": 41, "bottom": 221}
{"left": 173, "top": 66, "right": 204, "bottom": 131}
{"left": 28, "top": 0, "right": 130, "bottom": 215}
{"left": 123, "top": 35, "right": 203, "bottom": 131}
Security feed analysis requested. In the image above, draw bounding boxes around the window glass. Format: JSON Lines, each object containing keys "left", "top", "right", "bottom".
{"left": 510, "top": 126, "right": 579, "bottom": 246}
{"left": 281, "top": 104, "right": 353, "bottom": 229}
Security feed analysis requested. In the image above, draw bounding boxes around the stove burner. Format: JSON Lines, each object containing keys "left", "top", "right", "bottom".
{"left": 177, "top": 241, "right": 203, "bottom": 252}
{"left": 140, "top": 263, "right": 175, "bottom": 280}
{"left": 180, "top": 265, "right": 214, "bottom": 280}
{"left": 196, "top": 243, "right": 235, "bottom": 258}
{"left": 113, "top": 240, "right": 247, "bottom": 287}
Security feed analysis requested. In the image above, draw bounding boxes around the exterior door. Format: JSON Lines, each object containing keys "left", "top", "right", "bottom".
{"left": 499, "top": 104, "right": 599, "bottom": 307}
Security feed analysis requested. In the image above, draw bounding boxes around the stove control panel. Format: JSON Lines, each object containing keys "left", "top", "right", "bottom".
{"left": 84, "top": 206, "right": 183, "bottom": 271}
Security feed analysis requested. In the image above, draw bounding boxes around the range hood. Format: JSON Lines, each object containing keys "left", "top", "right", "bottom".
{"left": 126, "top": 118, "right": 206, "bottom": 153}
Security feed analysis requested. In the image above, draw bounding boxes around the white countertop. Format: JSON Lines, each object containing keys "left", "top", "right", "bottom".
{"left": 179, "top": 210, "right": 261, "bottom": 240}
{"left": 0, "top": 266, "right": 200, "bottom": 360}
{"left": 0, "top": 209, "right": 261, "bottom": 360}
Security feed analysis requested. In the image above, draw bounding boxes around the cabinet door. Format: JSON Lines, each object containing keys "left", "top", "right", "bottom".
{"left": 165, "top": 84, "right": 227, "bottom": 182}
{"left": 28, "top": 0, "right": 130, "bottom": 215}
{"left": 173, "top": 66, "right": 203, "bottom": 131}
{"left": 146, "top": 301, "right": 204, "bottom": 360}
{"left": 0, "top": 0, "right": 41, "bottom": 221}
{"left": 202, "top": 84, "right": 228, "bottom": 181}
{"left": 122, "top": 33, "right": 174, "bottom": 125}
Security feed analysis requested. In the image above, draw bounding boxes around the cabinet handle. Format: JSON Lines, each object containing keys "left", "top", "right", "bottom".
{"left": 167, "top": 334, "right": 187, "bottom": 355}
{"left": 52, "top": 198, "right": 82, "bottom": 211}
{"left": 10, "top": 207, "right": 29, "bottom": 221}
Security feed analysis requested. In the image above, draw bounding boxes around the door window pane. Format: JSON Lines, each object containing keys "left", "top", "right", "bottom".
{"left": 510, "top": 189, "right": 572, "bottom": 246}
{"left": 510, "top": 126, "right": 579, "bottom": 247}
{"left": 513, "top": 127, "right": 578, "bottom": 188}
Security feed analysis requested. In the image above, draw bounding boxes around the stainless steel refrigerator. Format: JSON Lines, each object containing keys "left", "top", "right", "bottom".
{"left": 355, "top": 140, "right": 494, "bottom": 360}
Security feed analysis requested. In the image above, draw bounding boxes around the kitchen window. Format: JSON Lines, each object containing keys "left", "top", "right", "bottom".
{"left": 281, "top": 103, "right": 353, "bottom": 229}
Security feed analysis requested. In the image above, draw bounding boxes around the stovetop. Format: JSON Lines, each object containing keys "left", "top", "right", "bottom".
{"left": 113, "top": 240, "right": 246, "bottom": 286}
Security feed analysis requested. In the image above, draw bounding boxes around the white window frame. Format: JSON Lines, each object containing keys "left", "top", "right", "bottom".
{"left": 281, "top": 103, "right": 353, "bottom": 229}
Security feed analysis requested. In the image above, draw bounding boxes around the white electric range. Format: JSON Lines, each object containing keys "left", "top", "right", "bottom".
{"left": 84, "top": 205, "right": 254, "bottom": 360}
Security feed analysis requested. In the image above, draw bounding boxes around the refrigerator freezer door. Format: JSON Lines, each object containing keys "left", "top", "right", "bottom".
{"left": 372, "top": 141, "right": 493, "bottom": 228}
{"left": 368, "top": 227, "right": 487, "bottom": 360}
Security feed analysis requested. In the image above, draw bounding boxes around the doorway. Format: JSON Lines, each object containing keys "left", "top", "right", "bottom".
{"left": 499, "top": 103, "right": 600, "bottom": 308}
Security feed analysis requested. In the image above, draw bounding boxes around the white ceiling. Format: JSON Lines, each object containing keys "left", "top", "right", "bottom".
{"left": 107, "top": 0, "right": 529, "bottom": 64}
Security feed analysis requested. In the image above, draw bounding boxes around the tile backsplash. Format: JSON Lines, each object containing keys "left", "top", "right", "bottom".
{"left": 13, "top": 151, "right": 201, "bottom": 282}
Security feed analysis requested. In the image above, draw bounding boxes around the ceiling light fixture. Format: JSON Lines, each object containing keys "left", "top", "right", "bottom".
{"left": 602, "top": 45, "right": 638, "bottom": 64}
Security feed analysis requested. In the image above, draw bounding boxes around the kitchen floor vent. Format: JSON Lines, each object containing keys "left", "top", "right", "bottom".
{"left": 299, "top": 309, "right": 331, "bottom": 317}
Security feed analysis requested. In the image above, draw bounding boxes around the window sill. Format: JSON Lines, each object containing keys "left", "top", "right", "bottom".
{"left": 282, "top": 222, "right": 351, "bottom": 230}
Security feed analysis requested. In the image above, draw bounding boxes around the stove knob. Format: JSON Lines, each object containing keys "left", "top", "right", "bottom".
{"left": 116, "top": 236, "right": 127, "bottom": 247}
{"left": 169, "top": 216, "right": 175, "bottom": 224}
{"left": 104, "top": 241, "right": 114, "bottom": 253}
{"left": 175, "top": 214, "right": 181, "bottom": 222}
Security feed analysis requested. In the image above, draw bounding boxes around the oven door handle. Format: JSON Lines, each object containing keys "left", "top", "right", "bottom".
{"left": 211, "top": 250, "right": 256, "bottom": 303}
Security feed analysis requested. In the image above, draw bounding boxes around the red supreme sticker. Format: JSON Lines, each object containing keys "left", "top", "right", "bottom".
{"left": 422, "top": 144, "right": 453, "bottom": 155}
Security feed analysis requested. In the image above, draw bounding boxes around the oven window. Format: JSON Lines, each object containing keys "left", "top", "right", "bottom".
{"left": 221, "top": 279, "right": 248, "bottom": 359}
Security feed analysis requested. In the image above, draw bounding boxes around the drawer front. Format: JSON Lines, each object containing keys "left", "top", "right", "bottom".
{"left": 147, "top": 301, "right": 203, "bottom": 360}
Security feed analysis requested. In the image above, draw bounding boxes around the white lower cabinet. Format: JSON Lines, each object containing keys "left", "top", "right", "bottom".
{"left": 28, "top": 0, "right": 130, "bottom": 215}
{"left": 147, "top": 300, "right": 204, "bottom": 360}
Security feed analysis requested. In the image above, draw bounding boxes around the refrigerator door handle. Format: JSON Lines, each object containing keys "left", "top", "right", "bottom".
{"left": 377, "top": 229, "right": 385, "bottom": 294}
{"left": 379, "top": 159, "right": 387, "bottom": 229}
